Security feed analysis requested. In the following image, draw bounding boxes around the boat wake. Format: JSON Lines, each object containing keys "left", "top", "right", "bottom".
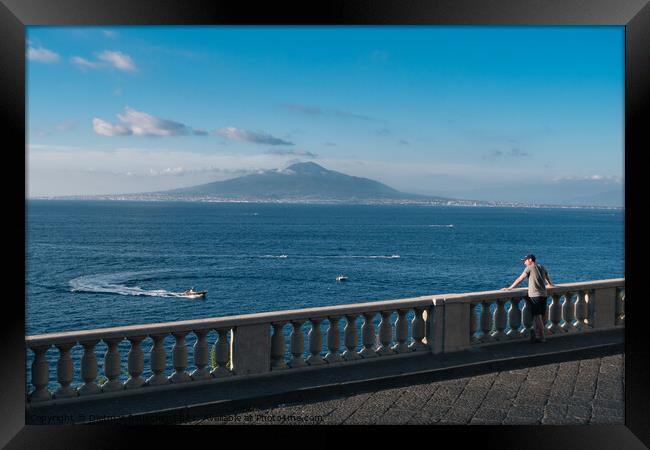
{"left": 69, "top": 270, "right": 196, "bottom": 298}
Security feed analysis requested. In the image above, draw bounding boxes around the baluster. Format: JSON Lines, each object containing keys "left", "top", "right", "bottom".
{"left": 29, "top": 345, "right": 52, "bottom": 402}
{"left": 391, "top": 309, "right": 410, "bottom": 353}
{"left": 376, "top": 311, "right": 395, "bottom": 355}
{"left": 409, "top": 307, "right": 427, "bottom": 351}
{"left": 169, "top": 332, "right": 191, "bottom": 383}
{"left": 359, "top": 312, "right": 378, "bottom": 358}
{"left": 191, "top": 330, "right": 212, "bottom": 380}
{"left": 78, "top": 340, "right": 101, "bottom": 396}
{"left": 102, "top": 338, "right": 123, "bottom": 392}
{"left": 506, "top": 298, "right": 521, "bottom": 339}
{"left": 479, "top": 301, "right": 492, "bottom": 342}
{"left": 616, "top": 288, "right": 625, "bottom": 325}
{"left": 561, "top": 292, "right": 576, "bottom": 332}
{"left": 124, "top": 336, "right": 145, "bottom": 389}
{"left": 546, "top": 294, "right": 563, "bottom": 334}
{"left": 342, "top": 314, "right": 361, "bottom": 360}
{"left": 54, "top": 343, "right": 77, "bottom": 398}
{"left": 146, "top": 334, "right": 169, "bottom": 386}
{"left": 288, "top": 321, "right": 307, "bottom": 368}
{"left": 573, "top": 290, "right": 588, "bottom": 331}
{"left": 490, "top": 299, "right": 507, "bottom": 340}
{"left": 211, "top": 328, "right": 232, "bottom": 377}
{"left": 325, "top": 316, "right": 344, "bottom": 363}
{"left": 271, "top": 323, "right": 289, "bottom": 370}
{"left": 521, "top": 300, "right": 533, "bottom": 337}
{"left": 306, "top": 318, "right": 326, "bottom": 365}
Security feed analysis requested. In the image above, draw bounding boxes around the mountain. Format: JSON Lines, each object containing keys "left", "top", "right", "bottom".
{"left": 162, "top": 162, "right": 450, "bottom": 202}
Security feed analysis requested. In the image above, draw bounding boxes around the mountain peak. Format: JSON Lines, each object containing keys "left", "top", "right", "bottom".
{"left": 284, "top": 161, "right": 329, "bottom": 175}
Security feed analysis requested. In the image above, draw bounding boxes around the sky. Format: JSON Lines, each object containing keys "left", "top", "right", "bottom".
{"left": 26, "top": 26, "right": 624, "bottom": 204}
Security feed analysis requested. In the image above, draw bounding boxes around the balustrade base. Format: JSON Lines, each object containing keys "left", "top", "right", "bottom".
{"left": 324, "top": 353, "right": 344, "bottom": 364}
{"left": 489, "top": 331, "right": 507, "bottom": 341}
{"left": 391, "top": 343, "right": 410, "bottom": 353}
{"left": 190, "top": 369, "right": 213, "bottom": 380}
{"left": 124, "top": 377, "right": 145, "bottom": 389}
{"left": 505, "top": 329, "right": 519, "bottom": 339}
{"left": 408, "top": 342, "right": 428, "bottom": 352}
{"left": 77, "top": 384, "right": 101, "bottom": 396}
{"left": 341, "top": 350, "right": 361, "bottom": 361}
{"left": 358, "top": 347, "right": 378, "bottom": 358}
{"left": 375, "top": 346, "right": 396, "bottom": 356}
{"left": 29, "top": 390, "right": 52, "bottom": 402}
{"left": 306, "top": 356, "right": 326, "bottom": 366}
{"left": 479, "top": 335, "right": 494, "bottom": 344}
{"left": 210, "top": 367, "right": 233, "bottom": 378}
{"left": 169, "top": 372, "right": 192, "bottom": 384}
{"left": 101, "top": 381, "right": 124, "bottom": 393}
{"left": 546, "top": 324, "right": 564, "bottom": 334}
{"left": 288, "top": 358, "right": 307, "bottom": 368}
{"left": 146, "top": 374, "right": 170, "bottom": 386}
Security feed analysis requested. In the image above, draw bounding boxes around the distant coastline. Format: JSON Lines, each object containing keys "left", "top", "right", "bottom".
{"left": 26, "top": 194, "right": 624, "bottom": 211}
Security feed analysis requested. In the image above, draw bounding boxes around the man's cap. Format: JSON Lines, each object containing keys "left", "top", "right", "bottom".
{"left": 521, "top": 254, "right": 536, "bottom": 262}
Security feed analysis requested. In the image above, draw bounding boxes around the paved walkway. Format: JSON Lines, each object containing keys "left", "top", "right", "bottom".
{"left": 187, "top": 353, "right": 624, "bottom": 425}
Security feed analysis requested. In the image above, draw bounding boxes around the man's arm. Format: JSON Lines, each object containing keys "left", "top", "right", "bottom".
{"left": 501, "top": 271, "right": 527, "bottom": 291}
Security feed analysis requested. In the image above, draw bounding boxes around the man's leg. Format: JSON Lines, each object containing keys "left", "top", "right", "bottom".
{"left": 535, "top": 315, "right": 546, "bottom": 340}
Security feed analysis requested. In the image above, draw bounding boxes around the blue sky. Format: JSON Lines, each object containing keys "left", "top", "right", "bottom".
{"left": 27, "top": 26, "right": 624, "bottom": 204}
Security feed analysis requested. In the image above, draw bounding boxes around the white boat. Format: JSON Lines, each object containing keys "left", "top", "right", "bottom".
{"left": 336, "top": 275, "right": 348, "bottom": 282}
{"left": 183, "top": 288, "right": 207, "bottom": 298}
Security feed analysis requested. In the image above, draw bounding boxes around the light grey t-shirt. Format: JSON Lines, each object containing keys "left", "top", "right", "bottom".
{"left": 523, "top": 263, "right": 549, "bottom": 297}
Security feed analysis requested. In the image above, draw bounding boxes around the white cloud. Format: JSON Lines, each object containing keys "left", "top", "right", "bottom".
{"left": 71, "top": 56, "right": 101, "bottom": 70}
{"left": 117, "top": 107, "right": 190, "bottom": 136}
{"left": 216, "top": 127, "right": 293, "bottom": 145}
{"left": 97, "top": 50, "right": 136, "bottom": 72}
{"left": 27, "top": 47, "right": 60, "bottom": 63}
{"left": 93, "top": 107, "right": 198, "bottom": 137}
{"left": 92, "top": 118, "right": 132, "bottom": 136}
{"left": 70, "top": 51, "right": 136, "bottom": 72}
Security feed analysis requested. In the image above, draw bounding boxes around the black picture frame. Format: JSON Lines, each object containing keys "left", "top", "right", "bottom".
{"left": 3, "top": 0, "right": 647, "bottom": 447}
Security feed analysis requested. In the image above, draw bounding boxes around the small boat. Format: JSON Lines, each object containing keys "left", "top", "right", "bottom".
{"left": 183, "top": 287, "right": 207, "bottom": 298}
{"left": 336, "top": 275, "right": 348, "bottom": 282}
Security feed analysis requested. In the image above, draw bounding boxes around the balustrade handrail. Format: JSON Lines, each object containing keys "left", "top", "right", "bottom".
{"left": 25, "top": 294, "right": 436, "bottom": 347}
{"left": 25, "top": 278, "right": 623, "bottom": 348}
{"left": 442, "top": 278, "right": 624, "bottom": 304}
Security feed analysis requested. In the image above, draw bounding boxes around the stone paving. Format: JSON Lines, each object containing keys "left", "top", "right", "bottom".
{"left": 187, "top": 353, "right": 624, "bottom": 425}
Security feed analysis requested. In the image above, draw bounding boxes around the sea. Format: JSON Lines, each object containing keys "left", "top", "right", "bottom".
{"left": 25, "top": 200, "right": 624, "bottom": 390}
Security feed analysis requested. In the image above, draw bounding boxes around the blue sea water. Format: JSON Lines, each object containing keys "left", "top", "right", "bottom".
{"left": 25, "top": 200, "right": 624, "bottom": 390}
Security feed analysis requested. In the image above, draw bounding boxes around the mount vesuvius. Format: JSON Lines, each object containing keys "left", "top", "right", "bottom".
{"left": 161, "top": 162, "right": 451, "bottom": 202}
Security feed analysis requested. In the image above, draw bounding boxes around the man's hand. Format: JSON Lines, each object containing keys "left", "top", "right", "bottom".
{"left": 501, "top": 287, "right": 512, "bottom": 291}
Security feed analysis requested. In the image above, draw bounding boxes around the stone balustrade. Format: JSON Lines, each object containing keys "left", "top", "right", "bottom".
{"left": 442, "top": 279, "right": 624, "bottom": 352}
{"left": 25, "top": 278, "right": 624, "bottom": 406}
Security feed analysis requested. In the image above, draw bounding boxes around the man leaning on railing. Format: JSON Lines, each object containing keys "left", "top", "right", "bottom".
{"left": 501, "top": 254, "right": 555, "bottom": 343}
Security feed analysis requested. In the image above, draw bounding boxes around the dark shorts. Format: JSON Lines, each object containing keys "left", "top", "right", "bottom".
{"left": 526, "top": 296, "right": 547, "bottom": 316}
